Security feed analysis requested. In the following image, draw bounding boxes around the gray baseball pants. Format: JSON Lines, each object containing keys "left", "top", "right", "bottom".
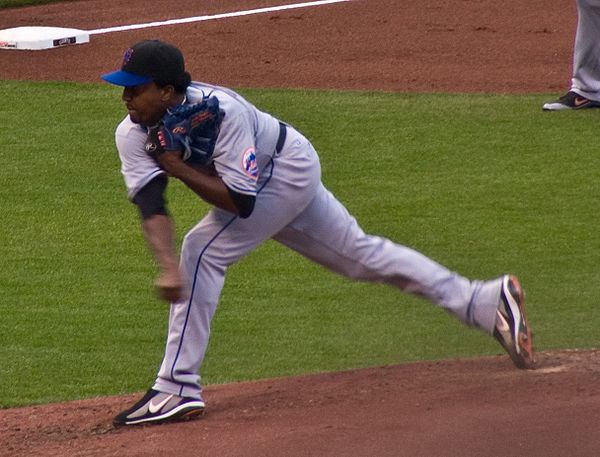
{"left": 153, "top": 127, "right": 502, "bottom": 399}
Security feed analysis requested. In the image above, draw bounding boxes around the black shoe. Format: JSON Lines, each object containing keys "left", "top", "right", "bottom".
{"left": 542, "top": 91, "right": 600, "bottom": 111}
{"left": 113, "top": 389, "right": 205, "bottom": 426}
{"left": 493, "top": 275, "right": 535, "bottom": 369}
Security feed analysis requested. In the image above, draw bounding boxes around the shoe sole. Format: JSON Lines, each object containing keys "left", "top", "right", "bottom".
{"left": 542, "top": 104, "right": 572, "bottom": 111}
{"left": 503, "top": 275, "right": 535, "bottom": 369}
{"left": 114, "top": 402, "right": 206, "bottom": 427}
{"left": 543, "top": 101, "right": 600, "bottom": 110}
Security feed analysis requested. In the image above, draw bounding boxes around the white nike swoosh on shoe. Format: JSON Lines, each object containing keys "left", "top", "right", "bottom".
{"left": 496, "top": 311, "right": 510, "bottom": 332}
{"left": 148, "top": 394, "right": 174, "bottom": 414}
{"left": 503, "top": 288, "right": 523, "bottom": 352}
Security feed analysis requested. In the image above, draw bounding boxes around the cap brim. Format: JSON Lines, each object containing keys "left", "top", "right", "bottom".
{"left": 101, "top": 70, "right": 152, "bottom": 86}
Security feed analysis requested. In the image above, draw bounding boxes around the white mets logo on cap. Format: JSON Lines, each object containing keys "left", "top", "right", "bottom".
{"left": 241, "top": 147, "right": 258, "bottom": 179}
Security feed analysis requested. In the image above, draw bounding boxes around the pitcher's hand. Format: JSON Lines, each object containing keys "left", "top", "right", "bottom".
{"left": 155, "top": 268, "right": 184, "bottom": 303}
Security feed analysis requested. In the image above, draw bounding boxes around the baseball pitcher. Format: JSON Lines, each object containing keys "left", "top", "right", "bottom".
{"left": 102, "top": 40, "right": 535, "bottom": 426}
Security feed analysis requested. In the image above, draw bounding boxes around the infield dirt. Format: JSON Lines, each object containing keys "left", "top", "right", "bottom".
{"left": 1, "top": 1, "right": 599, "bottom": 456}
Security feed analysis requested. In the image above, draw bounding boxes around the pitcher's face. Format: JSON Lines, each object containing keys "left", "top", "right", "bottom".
{"left": 122, "top": 82, "right": 171, "bottom": 127}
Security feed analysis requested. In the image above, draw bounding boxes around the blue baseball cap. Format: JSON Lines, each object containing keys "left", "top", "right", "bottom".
{"left": 101, "top": 40, "right": 187, "bottom": 87}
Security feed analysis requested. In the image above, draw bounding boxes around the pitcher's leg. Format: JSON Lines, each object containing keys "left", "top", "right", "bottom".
{"left": 154, "top": 143, "right": 322, "bottom": 397}
{"left": 274, "top": 184, "right": 498, "bottom": 332}
{"left": 153, "top": 210, "right": 236, "bottom": 398}
{"left": 154, "top": 207, "right": 289, "bottom": 398}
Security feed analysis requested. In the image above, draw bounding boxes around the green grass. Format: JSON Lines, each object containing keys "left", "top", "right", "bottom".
{"left": 0, "top": 80, "right": 598, "bottom": 407}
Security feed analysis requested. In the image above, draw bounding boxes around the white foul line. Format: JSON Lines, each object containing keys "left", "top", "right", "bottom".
{"left": 88, "top": 0, "right": 352, "bottom": 35}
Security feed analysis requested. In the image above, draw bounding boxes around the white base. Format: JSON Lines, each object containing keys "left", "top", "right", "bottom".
{"left": 0, "top": 26, "right": 89, "bottom": 50}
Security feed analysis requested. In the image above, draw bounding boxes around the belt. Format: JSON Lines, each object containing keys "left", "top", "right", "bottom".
{"left": 275, "top": 122, "right": 287, "bottom": 154}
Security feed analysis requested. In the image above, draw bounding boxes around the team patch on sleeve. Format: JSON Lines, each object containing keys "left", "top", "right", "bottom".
{"left": 241, "top": 146, "right": 259, "bottom": 179}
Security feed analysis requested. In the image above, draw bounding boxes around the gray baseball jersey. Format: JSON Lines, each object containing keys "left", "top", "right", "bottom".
{"left": 115, "top": 82, "right": 504, "bottom": 399}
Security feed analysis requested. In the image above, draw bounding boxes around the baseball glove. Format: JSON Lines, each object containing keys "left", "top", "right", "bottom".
{"left": 149, "top": 97, "right": 225, "bottom": 166}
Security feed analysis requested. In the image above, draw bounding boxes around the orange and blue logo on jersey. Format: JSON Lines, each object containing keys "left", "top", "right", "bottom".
{"left": 241, "top": 147, "right": 258, "bottom": 179}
